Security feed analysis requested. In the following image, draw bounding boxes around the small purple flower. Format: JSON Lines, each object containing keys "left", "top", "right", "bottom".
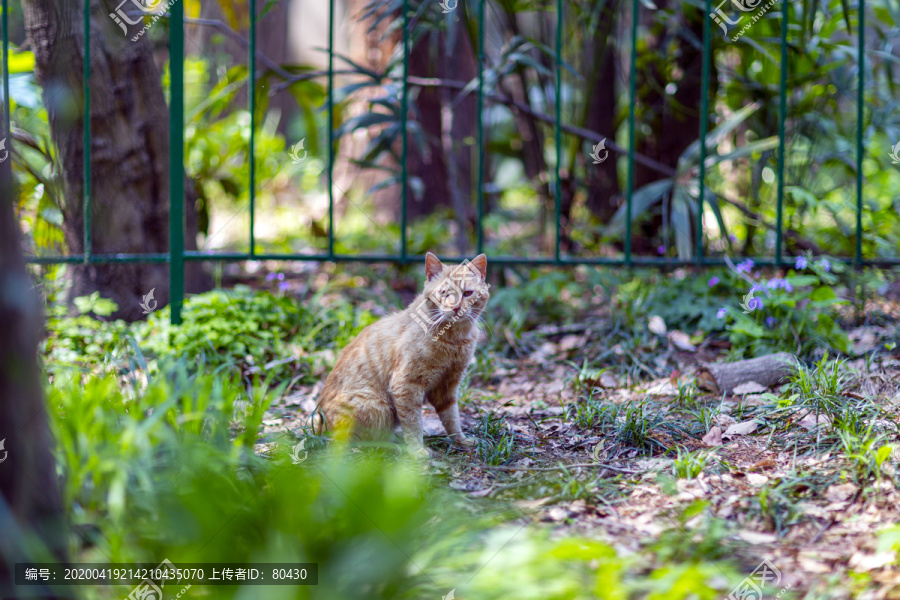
{"left": 266, "top": 272, "right": 278, "bottom": 282}
{"left": 717, "top": 307, "right": 728, "bottom": 319}
{"left": 736, "top": 259, "right": 755, "bottom": 274}
{"left": 795, "top": 256, "right": 807, "bottom": 270}
{"left": 766, "top": 317, "right": 777, "bottom": 327}
{"left": 708, "top": 276, "right": 720, "bottom": 287}
{"left": 729, "top": 234, "right": 738, "bottom": 242}
{"left": 278, "top": 281, "right": 290, "bottom": 291}
{"left": 657, "top": 245, "right": 666, "bottom": 255}
{"left": 819, "top": 258, "right": 831, "bottom": 272}
{"left": 766, "top": 278, "right": 780, "bottom": 290}
{"left": 747, "top": 297, "right": 763, "bottom": 311}
{"left": 783, "top": 280, "right": 792, "bottom": 292}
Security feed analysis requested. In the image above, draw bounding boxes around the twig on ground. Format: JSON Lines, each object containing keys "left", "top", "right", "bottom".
{"left": 477, "top": 463, "right": 638, "bottom": 474}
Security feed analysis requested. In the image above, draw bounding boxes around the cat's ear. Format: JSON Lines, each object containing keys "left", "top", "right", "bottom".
{"left": 425, "top": 252, "right": 444, "bottom": 280}
{"left": 469, "top": 254, "right": 487, "bottom": 278}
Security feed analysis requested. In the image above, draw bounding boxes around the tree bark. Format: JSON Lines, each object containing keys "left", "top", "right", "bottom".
{"left": 583, "top": 43, "right": 620, "bottom": 222}
{"left": 0, "top": 117, "right": 69, "bottom": 598}
{"left": 23, "top": 0, "right": 209, "bottom": 321}
{"left": 632, "top": 3, "right": 714, "bottom": 254}
{"left": 331, "top": 0, "right": 403, "bottom": 227}
{"left": 405, "top": 12, "right": 478, "bottom": 227}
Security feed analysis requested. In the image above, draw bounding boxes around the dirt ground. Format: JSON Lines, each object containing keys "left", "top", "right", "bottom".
{"left": 262, "top": 295, "right": 900, "bottom": 599}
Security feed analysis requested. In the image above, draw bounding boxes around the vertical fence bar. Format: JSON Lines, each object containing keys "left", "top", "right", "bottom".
{"left": 83, "top": 0, "right": 91, "bottom": 263}
{"left": 2, "top": 0, "right": 9, "bottom": 139}
{"left": 400, "top": 0, "right": 409, "bottom": 261}
{"left": 169, "top": 0, "right": 185, "bottom": 324}
{"left": 696, "top": 0, "right": 712, "bottom": 263}
{"left": 855, "top": 0, "right": 865, "bottom": 268}
{"left": 624, "top": 0, "right": 638, "bottom": 266}
{"left": 476, "top": 0, "right": 485, "bottom": 255}
{"left": 774, "top": 7, "right": 789, "bottom": 269}
{"left": 327, "top": 0, "right": 335, "bottom": 258}
{"left": 553, "top": 0, "right": 562, "bottom": 264}
{"left": 774, "top": 1, "right": 788, "bottom": 269}
{"left": 248, "top": 0, "right": 256, "bottom": 258}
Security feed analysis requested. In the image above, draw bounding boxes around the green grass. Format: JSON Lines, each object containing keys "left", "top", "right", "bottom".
{"left": 475, "top": 410, "right": 517, "bottom": 465}
{"left": 671, "top": 448, "right": 716, "bottom": 480}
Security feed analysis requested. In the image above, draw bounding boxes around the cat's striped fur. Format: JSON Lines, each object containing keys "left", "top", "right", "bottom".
{"left": 314, "top": 253, "right": 489, "bottom": 457}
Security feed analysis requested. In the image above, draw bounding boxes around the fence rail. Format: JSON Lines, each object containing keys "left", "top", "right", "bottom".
{"left": 3, "top": 0, "right": 889, "bottom": 326}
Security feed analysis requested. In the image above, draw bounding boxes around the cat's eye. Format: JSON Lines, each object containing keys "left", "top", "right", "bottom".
{"left": 463, "top": 291, "right": 473, "bottom": 297}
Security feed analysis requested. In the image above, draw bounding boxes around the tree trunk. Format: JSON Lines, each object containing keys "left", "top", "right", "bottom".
{"left": 0, "top": 117, "right": 69, "bottom": 598}
{"left": 583, "top": 22, "right": 620, "bottom": 222}
{"left": 332, "top": 0, "right": 402, "bottom": 226}
{"left": 406, "top": 15, "right": 477, "bottom": 237}
{"left": 23, "top": 0, "right": 210, "bottom": 322}
{"left": 633, "top": 3, "right": 713, "bottom": 254}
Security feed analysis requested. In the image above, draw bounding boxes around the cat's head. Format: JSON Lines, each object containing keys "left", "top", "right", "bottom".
{"left": 414, "top": 252, "right": 490, "bottom": 334}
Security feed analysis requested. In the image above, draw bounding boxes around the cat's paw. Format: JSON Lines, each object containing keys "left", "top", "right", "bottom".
{"left": 452, "top": 434, "right": 475, "bottom": 448}
{"left": 408, "top": 445, "right": 432, "bottom": 460}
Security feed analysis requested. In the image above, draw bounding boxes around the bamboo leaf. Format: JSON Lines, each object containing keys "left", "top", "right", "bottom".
{"left": 608, "top": 179, "right": 674, "bottom": 234}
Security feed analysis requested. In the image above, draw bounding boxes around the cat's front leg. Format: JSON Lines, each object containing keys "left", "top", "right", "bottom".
{"left": 437, "top": 402, "right": 474, "bottom": 448}
{"left": 390, "top": 380, "right": 429, "bottom": 458}
{"left": 430, "top": 369, "right": 474, "bottom": 448}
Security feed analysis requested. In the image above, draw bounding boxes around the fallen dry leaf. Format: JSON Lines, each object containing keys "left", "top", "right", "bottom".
{"left": 645, "top": 378, "right": 679, "bottom": 395}
{"left": 559, "top": 334, "right": 585, "bottom": 352}
{"left": 599, "top": 371, "right": 619, "bottom": 388}
{"left": 826, "top": 483, "right": 858, "bottom": 503}
{"left": 668, "top": 330, "right": 697, "bottom": 352}
{"left": 746, "top": 473, "right": 769, "bottom": 486}
{"left": 648, "top": 315, "right": 667, "bottom": 336}
{"left": 737, "top": 531, "right": 778, "bottom": 544}
{"left": 797, "top": 413, "right": 832, "bottom": 431}
{"left": 723, "top": 420, "right": 758, "bottom": 437}
{"left": 546, "top": 506, "right": 571, "bottom": 521}
{"left": 848, "top": 551, "right": 896, "bottom": 572}
{"left": 702, "top": 426, "right": 723, "bottom": 447}
{"left": 713, "top": 414, "right": 737, "bottom": 428}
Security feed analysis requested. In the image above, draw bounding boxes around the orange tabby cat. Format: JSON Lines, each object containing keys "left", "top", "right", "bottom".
{"left": 314, "top": 253, "right": 490, "bottom": 457}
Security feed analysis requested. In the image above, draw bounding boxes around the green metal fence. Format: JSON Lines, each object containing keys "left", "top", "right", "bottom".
{"left": 3, "top": 0, "right": 890, "bottom": 327}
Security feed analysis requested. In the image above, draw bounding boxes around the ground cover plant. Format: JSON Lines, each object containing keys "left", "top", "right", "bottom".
{"left": 23, "top": 259, "right": 900, "bottom": 599}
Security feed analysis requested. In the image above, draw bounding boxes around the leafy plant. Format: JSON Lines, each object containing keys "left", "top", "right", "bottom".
{"left": 837, "top": 427, "right": 895, "bottom": 484}
{"left": 140, "top": 286, "right": 375, "bottom": 382}
{"left": 607, "top": 104, "right": 779, "bottom": 259}
{"left": 717, "top": 256, "right": 850, "bottom": 357}
{"left": 671, "top": 448, "right": 715, "bottom": 480}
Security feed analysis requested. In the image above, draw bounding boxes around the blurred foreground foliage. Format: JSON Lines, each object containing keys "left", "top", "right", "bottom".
{"left": 45, "top": 358, "right": 743, "bottom": 599}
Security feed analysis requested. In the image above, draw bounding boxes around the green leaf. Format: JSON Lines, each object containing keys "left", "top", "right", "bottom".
{"left": 333, "top": 113, "right": 396, "bottom": 138}
{"left": 876, "top": 445, "right": 894, "bottom": 466}
{"left": 680, "top": 103, "right": 760, "bottom": 166}
{"left": 810, "top": 286, "right": 838, "bottom": 302}
{"left": 548, "top": 539, "right": 616, "bottom": 560}
{"left": 732, "top": 319, "right": 766, "bottom": 338}
{"left": 608, "top": 179, "right": 674, "bottom": 233}
{"left": 877, "top": 526, "right": 900, "bottom": 553}
{"left": 840, "top": 0, "right": 853, "bottom": 34}
{"left": 8, "top": 51, "right": 35, "bottom": 74}
{"left": 671, "top": 186, "right": 693, "bottom": 259}
{"left": 704, "top": 137, "right": 780, "bottom": 167}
